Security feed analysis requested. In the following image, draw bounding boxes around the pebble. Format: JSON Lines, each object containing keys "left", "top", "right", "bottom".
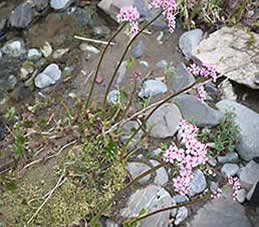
{"left": 7, "top": 75, "right": 17, "bottom": 90}
{"left": 138, "top": 79, "right": 167, "bottom": 98}
{"left": 52, "top": 48, "right": 69, "bottom": 59}
{"left": 128, "top": 162, "right": 151, "bottom": 184}
{"left": 188, "top": 169, "right": 207, "bottom": 197}
{"left": 107, "top": 90, "right": 120, "bottom": 105}
{"left": 236, "top": 189, "right": 246, "bottom": 203}
{"left": 79, "top": 43, "right": 100, "bottom": 54}
{"left": 33, "top": 0, "right": 49, "bottom": 12}
{"left": 131, "top": 40, "right": 144, "bottom": 58}
{"left": 156, "top": 60, "right": 168, "bottom": 69}
{"left": 50, "top": 0, "right": 75, "bottom": 10}
{"left": 2, "top": 40, "right": 26, "bottom": 57}
{"left": 20, "top": 61, "right": 34, "bottom": 80}
{"left": 34, "top": 64, "right": 62, "bottom": 89}
{"left": 221, "top": 163, "right": 239, "bottom": 177}
{"left": 115, "top": 61, "right": 128, "bottom": 87}
{"left": 40, "top": 41, "right": 53, "bottom": 58}
{"left": 150, "top": 159, "right": 169, "bottom": 186}
{"left": 209, "top": 181, "right": 219, "bottom": 194}
{"left": 174, "top": 207, "right": 188, "bottom": 225}
{"left": 27, "top": 48, "right": 42, "bottom": 61}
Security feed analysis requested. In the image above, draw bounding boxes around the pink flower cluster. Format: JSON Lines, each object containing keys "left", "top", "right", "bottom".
{"left": 211, "top": 188, "right": 223, "bottom": 199}
{"left": 188, "top": 63, "right": 217, "bottom": 82}
{"left": 163, "top": 120, "right": 208, "bottom": 195}
{"left": 117, "top": 6, "right": 140, "bottom": 36}
{"left": 197, "top": 85, "right": 207, "bottom": 103}
{"left": 151, "top": 0, "right": 177, "bottom": 33}
{"left": 228, "top": 176, "right": 241, "bottom": 200}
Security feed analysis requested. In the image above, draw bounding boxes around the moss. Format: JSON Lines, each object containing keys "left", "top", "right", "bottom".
{"left": 0, "top": 139, "right": 127, "bottom": 226}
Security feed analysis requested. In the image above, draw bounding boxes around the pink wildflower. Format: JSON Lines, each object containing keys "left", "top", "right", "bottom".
{"left": 211, "top": 188, "right": 223, "bottom": 199}
{"left": 187, "top": 63, "right": 217, "bottom": 82}
{"left": 228, "top": 176, "right": 241, "bottom": 200}
{"left": 197, "top": 85, "right": 207, "bottom": 103}
{"left": 151, "top": 0, "right": 177, "bottom": 33}
{"left": 117, "top": 6, "right": 140, "bottom": 37}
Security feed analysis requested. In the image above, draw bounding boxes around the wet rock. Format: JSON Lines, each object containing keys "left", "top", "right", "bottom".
{"left": 238, "top": 160, "right": 259, "bottom": 190}
{"left": 121, "top": 184, "right": 172, "bottom": 227}
{"left": 172, "top": 63, "right": 195, "bottom": 93}
{"left": 40, "top": 41, "right": 53, "bottom": 58}
{"left": 236, "top": 189, "right": 246, "bottom": 203}
{"left": 120, "top": 120, "right": 144, "bottom": 150}
{"left": 188, "top": 169, "right": 207, "bottom": 197}
{"left": 2, "top": 40, "right": 26, "bottom": 57}
{"left": 193, "top": 26, "right": 259, "bottom": 89}
{"left": 246, "top": 180, "right": 259, "bottom": 206}
{"left": 115, "top": 61, "right": 128, "bottom": 88}
{"left": 179, "top": 29, "right": 203, "bottom": 59}
{"left": 174, "top": 94, "right": 224, "bottom": 127}
{"left": 216, "top": 100, "right": 259, "bottom": 161}
{"left": 189, "top": 187, "right": 252, "bottom": 227}
{"left": 219, "top": 79, "right": 237, "bottom": 101}
{"left": 107, "top": 90, "right": 120, "bottom": 105}
{"left": 150, "top": 160, "right": 169, "bottom": 186}
{"left": 175, "top": 207, "right": 188, "bottom": 226}
{"left": 221, "top": 163, "right": 239, "bottom": 177}
{"left": 147, "top": 103, "right": 182, "bottom": 139}
{"left": 52, "top": 48, "right": 69, "bottom": 59}
{"left": 33, "top": 0, "right": 49, "bottom": 12}
{"left": 27, "top": 48, "right": 42, "bottom": 61}
{"left": 131, "top": 40, "right": 144, "bottom": 59}
{"left": 217, "top": 152, "right": 239, "bottom": 164}
{"left": 34, "top": 64, "right": 62, "bottom": 89}
{"left": 128, "top": 162, "right": 151, "bottom": 184}
{"left": 7, "top": 75, "right": 17, "bottom": 90}
{"left": 9, "top": 2, "right": 33, "bottom": 28}
{"left": 138, "top": 79, "right": 167, "bottom": 98}
{"left": 50, "top": 0, "right": 75, "bottom": 10}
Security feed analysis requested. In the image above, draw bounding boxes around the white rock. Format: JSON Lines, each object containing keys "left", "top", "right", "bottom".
{"left": 236, "top": 189, "right": 246, "bottom": 203}
{"left": 50, "top": 0, "right": 74, "bottom": 10}
{"left": 79, "top": 43, "right": 100, "bottom": 54}
{"left": 40, "top": 41, "right": 53, "bottom": 58}
{"left": 175, "top": 207, "right": 188, "bottom": 225}
{"left": 34, "top": 64, "right": 62, "bottom": 89}
{"left": 52, "top": 48, "right": 69, "bottom": 59}
{"left": 2, "top": 40, "right": 26, "bottom": 57}
{"left": 27, "top": 48, "right": 42, "bottom": 61}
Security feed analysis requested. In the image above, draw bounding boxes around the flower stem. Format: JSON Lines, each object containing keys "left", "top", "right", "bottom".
{"left": 85, "top": 23, "right": 126, "bottom": 110}
{"left": 102, "top": 11, "right": 163, "bottom": 109}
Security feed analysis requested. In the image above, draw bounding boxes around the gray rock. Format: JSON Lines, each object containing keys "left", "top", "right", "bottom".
{"left": 170, "top": 198, "right": 177, "bottom": 217}
{"left": 20, "top": 61, "right": 34, "bottom": 80}
{"left": 192, "top": 26, "right": 259, "bottom": 89}
{"left": 189, "top": 187, "right": 252, "bottom": 227}
{"left": 174, "top": 94, "right": 224, "bottom": 127}
{"left": 128, "top": 162, "right": 151, "bottom": 184}
{"left": 50, "top": 0, "right": 75, "bottom": 10}
{"left": 121, "top": 185, "right": 172, "bottom": 227}
{"left": 138, "top": 80, "right": 168, "bottom": 98}
{"left": 131, "top": 40, "right": 144, "bottom": 58}
{"left": 147, "top": 103, "right": 182, "bottom": 138}
{"left": 246, "top": 180, "right": 259, "bottom": 202}
{"left": 119, "top": 120, "right": 144, "bottom": 150}
{"left": 209, "top": 181, "right": 219, "bottom": 194}
{"left": 173, "top": 195, "right": 189, "bottom": 204}
{"left": 115, "top": 61, "right": 128, "bottom": 88}
{"left": 172, "top": 63, "right": 195, "bottom": 93}
{"left": 179, "top": 29, "right": 203, "bottom": 59}
{"left": 9, "top": 2, "right": 33, "bottom": 28}
{"left": 208, "top": 158, "right": 217, "bottom": 167}
{"left": 175, "top": 207, "right": 188, "bottom": 225}
{"left": 0, "top": 18, "right": 6, "bottom": 33}
{"left": 236, "top": 189, "right": 246, "bottom": 203}
{"left": 7, "top": 75, "right": 17, "bottom": 90}
{"left": 0, "top": 50, "right": 2, "bottom": 60}
{"left": 33, "top": 0, "right": 49, "bottom": 11}
{"left": 2, "top": 40, "right": 26, "bottom": 57}
{"left": 27, "top": 48, "right": 42, "bottom": 61}
{"left": 188, "top": 169, "right": 207, "bottom": 197}
{"left": 34, "top": 64, "right": 62, "bottom": 89}
{"left": 221, "top": 163, "right": 239, "bottom": 177}
{"left": 151, "top": 148, "right": 163, "bottom": 157}
{"left": 107, "top": 90, "right": 120, "bottom": 105}
{"left": 205, "top": 82, "right": 218, "bottom": 100}
{"left": 150, "top": 160, "right": 169, "bottom": 186}
{"left": 219, "top": 79, "right": 237, "bottom": 101}
{"left": 238, "top": 160, "right": 259, "bottom": 190}
{"left": 216, "top": 100, "right": 259, "bottom": 161}
{"left": 217, "top": 152, "right": 239, "bottom": 164}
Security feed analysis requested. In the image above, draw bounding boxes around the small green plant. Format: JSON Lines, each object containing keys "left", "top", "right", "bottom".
{"left": 4, "top": 106, "right": 18, "bottom": 122}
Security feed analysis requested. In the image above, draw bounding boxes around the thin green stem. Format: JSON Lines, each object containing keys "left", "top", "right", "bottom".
{"left": 102, "top": 11, "right": 163, "bottom": 109}
{"left": 85, "top": 23, "right": 127, "bottom": 110}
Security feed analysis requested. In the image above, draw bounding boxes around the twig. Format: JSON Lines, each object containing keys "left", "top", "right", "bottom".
{"left": 26, "top": 174, "right": 67, "bottom": 225}
{"left": 74, "top": 35, "right": 116, "bottom": 46}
